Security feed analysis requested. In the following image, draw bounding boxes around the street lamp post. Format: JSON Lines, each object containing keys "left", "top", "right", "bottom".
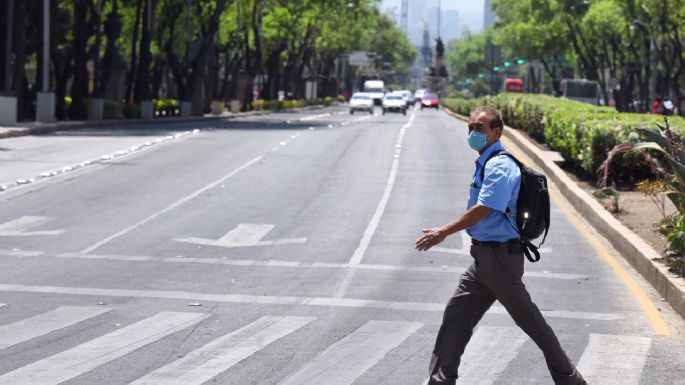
{"left": 181, "top": 0, "right": 192, "bottom": 117}
{"left": 36, "top": 0, "right": 55, "bottom": 122}
{"left": 0, "top": 0, "right": 17, "bottom": 125}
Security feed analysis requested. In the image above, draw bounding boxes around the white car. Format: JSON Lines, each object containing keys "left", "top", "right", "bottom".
{"left": 414, "top": 88, "right": 428, "bottom": 101}
{"left": 382, "top": 93, "right": 407, "bottom": 115}
{"left": 397, "top": 90, "right": 416, "bottom": 106}
{"left": 349, "top": 93, "right": 374, "bottom": 114}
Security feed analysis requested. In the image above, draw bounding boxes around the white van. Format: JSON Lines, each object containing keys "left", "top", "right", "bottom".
{"left": 363, "top": 80, "right": 385, "bottom": 105}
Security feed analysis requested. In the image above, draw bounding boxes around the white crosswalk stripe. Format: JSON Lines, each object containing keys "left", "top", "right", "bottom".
{"left": 0, "top": 304, "right": 657, "bottom": 385}
{"left": 278, "top": 320, "right": 422, "bottom": 385}
{"left": 458, "top": 326, "right": 528, "bottom": 385}
{"left": 130, "top": 315, "right": 315, "bottom": 385}
{"left": 0, "top": 306, "right": 111, "bottom": 350}
{"left": 577, "top": 333, "right": 652, "bottom": 385}
{"left": 0, "top": 311, "right": 209, "bottom": 385}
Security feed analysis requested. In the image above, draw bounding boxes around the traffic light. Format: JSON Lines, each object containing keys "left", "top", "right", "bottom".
{"left": 517, "top": 59, "right": 525, "bottom": 65}
{"left": 503, "top": 61, "right": 511, "bottom": 67}
{"left": 493, "top": 66, "right": 500, "bottom": 72}
{"left": 478, "top": 73, "right": 484, "bottom": 78}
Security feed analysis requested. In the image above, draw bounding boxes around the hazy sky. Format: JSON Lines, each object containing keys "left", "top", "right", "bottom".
{"left": 378, "top": 0, "right": 485, "bottom": 39}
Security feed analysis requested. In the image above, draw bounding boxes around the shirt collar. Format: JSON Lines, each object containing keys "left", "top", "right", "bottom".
{"left": 476, "top": 140, "right": 503, "bottom": 167}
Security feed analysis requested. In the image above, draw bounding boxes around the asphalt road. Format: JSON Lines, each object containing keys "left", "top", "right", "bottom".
{"left": 0, "top": 105, "right": 684, "bottom": 385}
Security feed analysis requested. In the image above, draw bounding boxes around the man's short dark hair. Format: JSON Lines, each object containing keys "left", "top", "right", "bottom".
{"left": 471, "top": 106, "right": 504, "bottom": 131}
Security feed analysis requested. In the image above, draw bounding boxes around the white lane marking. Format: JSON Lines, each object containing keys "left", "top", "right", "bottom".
{"left": 52, "top": 253, "right": 587, "bottom": 279}
{"left": 577, "top": 334, "right": 652, "bottom": 385}
{"left": 0, "top": 284, "right": 621, "bottom": 320}
{"left": 80, "top": 156, "right": 263, "bottom": 254}
{"left": 174, "top": 223, "right": 306, "bottom": 248}
{"left": 278, "top": 320, "right": 422, "bottom": 385}
{"left": 299, "top": 113, "right": 332, "bottom": 121}
{"left": 431, "top": 247, "right": 552, "bottom": 255}
{"left": 0, "top": 249, "right": 43, "bottom": 257}
{"left": 433, "top": 232, "right": 552, "bottom": 255}
{"left": 0, "top": 311, "right": 209, "bottom": 385}
{"left": 458, "top": 326, "right": 528, "bottom": 384}
{"left": 349, "top": 110, "right": 416, "bottom": 266}
{"left": 0, "top": 216, "right": 64, "bottom": 236}
{"left": 130, "top": 316, "right": 315, "bottom": 385}
{"left": 0, "top": 306, "right": 112, "bottom": 350}
{"left": 461, "top": 231, "right": 470, "bottom": 254}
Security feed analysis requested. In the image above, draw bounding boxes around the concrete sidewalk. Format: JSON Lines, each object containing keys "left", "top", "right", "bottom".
{"left": 0, "top": 105, "right": 327, "bottom": 140}
{"left": 443, "top": 107, "right": 685, "bottom": 321}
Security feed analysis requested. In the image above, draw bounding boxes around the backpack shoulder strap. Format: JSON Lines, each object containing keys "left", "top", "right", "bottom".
{"left": 479, "top": 149, "right": 522, "bottom": 182}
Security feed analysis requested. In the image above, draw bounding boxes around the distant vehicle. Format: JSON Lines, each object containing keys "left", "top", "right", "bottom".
{"left": 349, "top": 93, "right": 374, "bottom": 115}
{"left": 414, "top": 88, "right": 428, "bottom": 101}
{"left": 397, "top": 90, "right": 416, "bottom": 106}
{"left": 420, "top": 93, "right": 439, "bottom": 109}
{"left": 560, "top": 79, "right": 599, "bottom": 105}
{"left": 363, "top": 80, "right": 385, "bottom": 105}
{"left": 504, "top": 78, "right": 523, "bottom": 93}
{"left": 382, "top": 93, "right": 407, "bottom": 115}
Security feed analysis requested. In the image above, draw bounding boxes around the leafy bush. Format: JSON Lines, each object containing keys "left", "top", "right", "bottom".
{"left": 104, "top": 100, "right": 119, "bottom": 119}
{"left": 324, "top": 96, "right": 334, "bottom": 105}
{"left": 123, "top": 103, "right": 140, "bottom": 119}
{"left": 441, "top": 94, "right": 685, "bottom": 176}
{"left": 252, "top": 99, "right": 265, "bottom": 110}
{"left": 153, "top": 99, "right": 180, "bottom": 117}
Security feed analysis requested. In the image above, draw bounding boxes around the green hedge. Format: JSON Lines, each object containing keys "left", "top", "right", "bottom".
{"left": 441, "top": 94, "right": 685, "bottom": 176}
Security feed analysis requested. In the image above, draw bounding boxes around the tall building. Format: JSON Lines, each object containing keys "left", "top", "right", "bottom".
{"left": 484, "top": 0, "right": 497, "bottom": 28}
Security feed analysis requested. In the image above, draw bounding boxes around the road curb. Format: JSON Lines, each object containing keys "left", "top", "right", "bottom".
{"left": 0, "top": 105, "right": 328, "bottom": 140}
{"left": 443, "top": 107, "right": 685, "bottom": 320}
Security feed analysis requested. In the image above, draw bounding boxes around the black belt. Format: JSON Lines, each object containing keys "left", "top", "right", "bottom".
{"left": 471, "top": 238, "right": 521, "bottom": 248}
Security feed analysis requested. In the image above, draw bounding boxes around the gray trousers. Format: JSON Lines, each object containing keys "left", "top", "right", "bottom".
{"left": 428, "top": 241, "right": 584, "bottom": 385}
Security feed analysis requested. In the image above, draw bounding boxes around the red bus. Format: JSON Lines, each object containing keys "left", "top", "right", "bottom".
{"left": 504, "top": 78, "right": 523, "bottom": 93}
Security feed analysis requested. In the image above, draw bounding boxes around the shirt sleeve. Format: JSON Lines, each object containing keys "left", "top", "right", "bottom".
{"left": 477, "top": 157, "right": 518, "bottom": 213}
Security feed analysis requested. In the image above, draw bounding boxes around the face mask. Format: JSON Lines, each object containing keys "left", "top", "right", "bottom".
{"left": 467, "top": 131, "right": 488, "bottom": 151}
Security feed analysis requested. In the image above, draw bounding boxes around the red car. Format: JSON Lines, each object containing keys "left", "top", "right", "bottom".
{"left": 420, "top": 93, "right": 439, "bottom": 109}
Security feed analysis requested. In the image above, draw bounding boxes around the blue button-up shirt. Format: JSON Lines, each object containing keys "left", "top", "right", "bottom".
{"left": 465, "top": 141, "right": 521, "bottom": 241}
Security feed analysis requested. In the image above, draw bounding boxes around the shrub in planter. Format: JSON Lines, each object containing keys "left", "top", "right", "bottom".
{"left": 252, "top": 99, "right": 265, "bottom": 110}
{"left": 123, "top": 103, "right": 140, "bottom": 119}
{"left": 337, "top": 95, "right": 345, "bottom": 103}
{"left": 324, "top": 96, "right": 334, "bottom": 105}
{"left": 153, "top": 99, "right": 180, "bottom": 117}
{"left": 104, "top": 99, "right": 119, "bottom": 119}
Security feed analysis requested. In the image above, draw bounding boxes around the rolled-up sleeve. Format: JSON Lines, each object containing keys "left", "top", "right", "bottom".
{"left": 477, "top": 158, "right": 516, "bottom": 213}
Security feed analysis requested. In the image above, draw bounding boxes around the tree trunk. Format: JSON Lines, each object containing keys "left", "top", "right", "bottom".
{"left": 12, "top": 0, "right": 26, "bottom": 120}
{"left": 186, "top": 0, "right": 228, "bottom": 114}
{"left": 125, "top": 0, "right": 142, "bottom": 102}
{"left": 99, "top": 0, "right": 122, "bottom": 97}
{"left": 134, "top": 0, "right": 153, "bottom": 102}
{"left": 69, "top": 0, "right": 90, "bottom": 120}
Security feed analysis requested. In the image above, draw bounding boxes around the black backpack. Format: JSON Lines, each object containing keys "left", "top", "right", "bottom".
{"left": 481, "top": 150, "right": 550, "bottom": 262}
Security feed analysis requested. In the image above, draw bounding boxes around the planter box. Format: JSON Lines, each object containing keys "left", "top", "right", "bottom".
{"left": 0, "top": 95, "right": 17, "bottom": 125}
{"left": 181, "top": 101, "right": 192, "bottom": 118}
{"left": 230, "top": 100, "right": 240, "bottom": 113}
{"left": 140, "top": 100, "right": 154, "bottom": 120}
{"left": 211, "top": 100, "right": 223, "bottom": 115}
{"left": 88, "top": 98, "right": 103, "bottom": 121}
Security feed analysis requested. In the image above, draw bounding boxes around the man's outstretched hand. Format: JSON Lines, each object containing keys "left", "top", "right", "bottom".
{"left": 415, "top": 227, "right": 446, "bottom": 251}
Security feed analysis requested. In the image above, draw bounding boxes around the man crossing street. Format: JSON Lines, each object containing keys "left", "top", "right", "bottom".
{"left": 415, "top": 106, "right": 586, "bottom": 385}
